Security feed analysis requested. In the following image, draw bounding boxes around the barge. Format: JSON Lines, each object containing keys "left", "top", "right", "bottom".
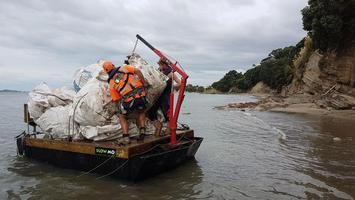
{"left": 16, "top": 123, "right": 202, "bottom": 181}
{"left": 16, "top": 35, "right": 203, "bottom": 181}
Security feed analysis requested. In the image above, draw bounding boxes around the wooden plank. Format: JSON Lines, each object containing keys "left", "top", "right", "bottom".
{"left": 26, "top": 138, "right": 130, "bottom": 159}
{"left": 25, "top": 129, "right": 194, "bottom": 159}
{"left": 24, "top": 104, "right": 28, "bottom": 123}
{"left": 23, "top": 104, "right": 35, "bottom": 125}
{"left": 127, "top": 130, "right": 194, "bottom": 157}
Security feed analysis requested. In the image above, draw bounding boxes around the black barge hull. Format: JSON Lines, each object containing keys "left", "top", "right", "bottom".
{"left": 18, "top": 133, "right": 203, "bottom": 181}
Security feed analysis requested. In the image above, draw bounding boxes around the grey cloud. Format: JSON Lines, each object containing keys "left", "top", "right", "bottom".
{"left": 0, "top": 0, "right": 307, "bottom": 90}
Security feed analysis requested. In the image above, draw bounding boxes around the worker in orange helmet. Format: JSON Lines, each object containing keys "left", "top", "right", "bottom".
{"left": 103, "top": 61, "right": 148, "bottom": 144}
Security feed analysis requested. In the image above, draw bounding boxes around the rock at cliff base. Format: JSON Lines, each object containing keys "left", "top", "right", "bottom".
{"left": 250, "top": 82, "right": 272, "bottom": 94}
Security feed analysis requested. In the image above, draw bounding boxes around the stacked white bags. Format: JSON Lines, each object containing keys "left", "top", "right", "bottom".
{"left": 28, "top": 83, "right": 75, "bottom": 120}
{"left": 27, "top": 83, "right": 75, "bottom": 139}
{"left": 28, "top": 54, "right": 167, "bottom": 141}
{"left": 35, "top": 105, "right": 73, "bottom": 139}
{"left": 127, "top": 53, "right": 169, "bottom": 106}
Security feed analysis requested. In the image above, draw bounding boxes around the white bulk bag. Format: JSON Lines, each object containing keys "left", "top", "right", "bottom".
{"left": 28, "top": 82, "right": 75, "bottom": 120}
{"left": 72, "top": 71, "right": 116, "bottom": 126}
{"left": 127, "top": 53, "right": 168, "bottom": 109}
{"left": 30, "top": 54, "right": 168, "bottom": 141}
{"left": 72, "top": 61, "right": 104, "bottom": 92}
{"left": 79, "top": 124, "right": 122, "bottom": 141}
{"left": 35, "top": 105, "right": 73, "bottom": 139}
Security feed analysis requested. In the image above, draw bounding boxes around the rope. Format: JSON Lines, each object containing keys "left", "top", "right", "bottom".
{"left": 33, "top": 91, "right": 70, "bottom": 102}
{"left": 76, "top": 135, "right": 182, "bottom": 179}
{"left": 171, "top": 67, "right": 175, "bottom": 92}
{"left": 93, "top": 110, "right": 111, "bottom": 121}
{"left": 177, "top": 122, "right": 190, "bottom": 130}
{"left": 165, "top": 54, "right": 186, "bottom": 72}
{"left": 131, "top": 38, "right": 139, "bottom": 55}
{"left": 136, "top": 136, "right": 194, "bottom": 158}
{"left": 67, "top": 130, "right": 194, "bottom": 179}
{"left": 71, "top": 92, "right": 88, "bottom": 136}
{"left": 96, "top": 160, "right": 129, "bottom": 180}
{"left": 76, "top": 154, "right": 115, "bottom": 178}
{"left": 134, "top": 130, "right": 193, "bottom": 157}
{"left": 67, "top": 115, "right": 72, "bottom": 138}
{"left": 177, "top": 132, "right": 193, "bottom": 142}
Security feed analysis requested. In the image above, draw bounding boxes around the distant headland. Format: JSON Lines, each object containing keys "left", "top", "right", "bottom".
{"left": 0, "top": 89, "right": 27, "bottom": 93}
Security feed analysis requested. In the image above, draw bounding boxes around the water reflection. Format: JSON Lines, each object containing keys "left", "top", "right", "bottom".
{"left": 7, "top": 156, "right": 204, "bottom": 200}
{"left": 304, "top": 115, "right": 355, "bottom": 199}
{"left": 2, "top": 92, "right": 355, "bottom": 199}
{"left": 253, "top": 112, "right": 355, "bottom": 199}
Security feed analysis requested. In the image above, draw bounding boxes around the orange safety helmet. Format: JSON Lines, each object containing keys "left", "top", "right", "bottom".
{"left": 103, "top": 61, "right": 115, "bottom": 73}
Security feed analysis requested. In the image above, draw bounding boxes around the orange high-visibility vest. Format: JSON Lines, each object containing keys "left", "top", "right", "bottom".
{"left": 109, "top": 65, "right": 146, "bottom": 102}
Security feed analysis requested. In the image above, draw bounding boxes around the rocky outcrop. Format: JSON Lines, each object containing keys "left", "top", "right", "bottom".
{"left": 228, "top": 86, "right": 243, "bottom": 93}
{"left": 249, "top": 82, "right": 273, "bottom": 94}
{"left": 216, "top": 96, "right": 286, "bottom": 111}
{"left": 323, "top": 94, "right": 355, "bottom": 110}
{"left": 283, "top": 37, "right": 355, "bottom": 110}
{"left": 302, "top": 51, "right": 325, "bottom": 93}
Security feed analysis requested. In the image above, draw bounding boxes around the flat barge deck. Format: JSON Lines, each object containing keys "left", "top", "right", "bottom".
{"left": 16, "top": 130, "right": 202, "bottom": 181}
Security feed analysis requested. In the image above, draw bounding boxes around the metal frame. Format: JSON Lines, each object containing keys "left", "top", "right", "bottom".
{"left": 136, "top": 34, "right": 188, "bottom": 145}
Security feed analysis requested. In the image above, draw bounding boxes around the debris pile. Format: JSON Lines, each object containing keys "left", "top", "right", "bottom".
{"left": 28, "top": 54, "right": 167, "bottom": 141}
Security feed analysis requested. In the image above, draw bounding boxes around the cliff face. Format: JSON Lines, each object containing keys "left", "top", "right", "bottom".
{"left": 280, "top": 0, "right": 355, "bottom": 110}
{"left": 320, "top": 48, "right": 355, "bottom": 87}
{"left": 285, "top": 38, "right": 355, "bottom": 109}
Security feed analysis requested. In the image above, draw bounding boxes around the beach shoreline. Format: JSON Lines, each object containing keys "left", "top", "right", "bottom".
{"left": 216, "top": 94, "right": 355, "bottom": 121}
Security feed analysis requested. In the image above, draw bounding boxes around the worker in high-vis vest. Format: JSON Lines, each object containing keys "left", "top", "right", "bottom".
{"left": 147, "top": 59, "right": 181, "bottom": 137}
{"left": 103, "top": 61, "right": 148, "bottom": 144}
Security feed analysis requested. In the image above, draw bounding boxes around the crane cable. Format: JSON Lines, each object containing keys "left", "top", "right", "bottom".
{"left": 131, "top": 38, "right": 139, "bottom": 55}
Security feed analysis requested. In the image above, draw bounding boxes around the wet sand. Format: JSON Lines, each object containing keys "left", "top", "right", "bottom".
{"left": 218, "top": 93, "right": 355, "bottom": 122}
{"left": 270, "top": 103, "right": 355, "bottom": 121}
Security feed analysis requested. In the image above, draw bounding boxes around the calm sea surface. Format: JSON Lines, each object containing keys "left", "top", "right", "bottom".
{"left": 1, "top": 92, "right": 355, "bottom": 200}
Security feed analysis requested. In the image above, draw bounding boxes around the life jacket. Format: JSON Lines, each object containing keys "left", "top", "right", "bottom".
{"left": 108, "top": 65, "right": 146, "bottom": 103}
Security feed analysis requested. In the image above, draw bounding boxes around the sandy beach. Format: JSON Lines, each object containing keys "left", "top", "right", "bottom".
{"left": 217, "top": 93, "right": 355, "bottom": 122}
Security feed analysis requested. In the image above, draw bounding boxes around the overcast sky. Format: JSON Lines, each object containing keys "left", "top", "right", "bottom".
{"left": 0, "top": 0, "right": 308, "bottom": 91}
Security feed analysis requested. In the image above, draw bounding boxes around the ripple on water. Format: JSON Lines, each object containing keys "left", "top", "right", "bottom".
{"left": 1, "top": 93, "right": 355, "bottom": 199}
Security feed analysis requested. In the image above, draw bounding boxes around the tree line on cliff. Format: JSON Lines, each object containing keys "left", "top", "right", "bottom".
{"left": 211, "top": 45, "right": 299, "bottom": 93}
{"left": 189, "top": 0, "right": 355, "bottom": 94}
{"left": 301, "top": 0, "right": 355, "bottom": 52}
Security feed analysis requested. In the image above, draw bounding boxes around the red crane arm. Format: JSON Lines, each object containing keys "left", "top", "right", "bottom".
{"left": 136, "top": 34, "right": 188, "bottom": 145}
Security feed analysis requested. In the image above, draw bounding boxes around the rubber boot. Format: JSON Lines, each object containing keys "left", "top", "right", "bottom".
{"left": 137, "top": 127, "right": 146, "bottom": 142}
{"left": 121, "top": 134, "right": 130, "bottom": 145}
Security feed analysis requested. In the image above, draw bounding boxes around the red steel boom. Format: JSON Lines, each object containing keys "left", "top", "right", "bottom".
{"left": 136, "top": 34, "right": 188, "bottom": 145}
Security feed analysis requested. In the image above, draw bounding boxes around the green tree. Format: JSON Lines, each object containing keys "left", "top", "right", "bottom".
{"left": 242, "top": 66, "right": 261, "bottom": 90}
{"left": 186, "top": 84, "right": 205, "bottom": 93}
{"left": 197, "top": 86, "right": 205, "bottom": 93}
{"left": 238, "top": 47, "right": 294, "bottom": 91}
{"left": 301, "top": 0, "right": 355, "bottom": 51}
{"left": 212, "top": 70, "right": 243, "bottom": 92}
